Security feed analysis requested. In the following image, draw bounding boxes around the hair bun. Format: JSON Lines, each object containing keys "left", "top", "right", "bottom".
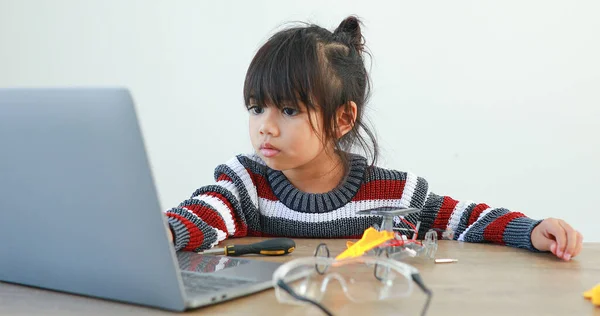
{"left": 333, "top": 16, "right": 364, "bottom": 53}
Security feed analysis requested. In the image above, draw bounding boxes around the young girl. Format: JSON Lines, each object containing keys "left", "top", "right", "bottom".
{"left": 166, "top": 16, "right": 582, "bottom": 261}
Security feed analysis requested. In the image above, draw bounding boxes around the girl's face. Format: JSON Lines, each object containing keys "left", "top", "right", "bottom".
{"left": 248, "top": 101, "right": 332, "bottom": 171}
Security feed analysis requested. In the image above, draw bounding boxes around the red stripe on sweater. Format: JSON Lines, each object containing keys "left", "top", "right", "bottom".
{"left": 168, "top": 213, "right": 204, "bottom": 251}
{"left": 483, "top": 212, "right": 526, "bottom": 244}
{"left": 182, "top": 203, "right": 228, "bottom": 234}
{"left": 352, "top": 179, "right": 406, "bottom": 201}
{"left": 432, "top": 196, "right": 459, "bottom": 231}
{"left": 200, "top": 191, "right": 248, "bottom": 237}
{"left": 468, "top": 203, "right": 490, "bottom": 226}
{"left": 247, "top": 168, "right": 278, "bottom": 201}
{"left": 204, "top": 192, "right": 240, "bottom": 232}
{"left": 217, "top": 174, "right": 233, "bottom": 182}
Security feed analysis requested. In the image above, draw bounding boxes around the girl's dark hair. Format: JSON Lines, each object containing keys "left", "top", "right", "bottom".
{"left": 243, "top": 15, "right": 379, "bottom": 166}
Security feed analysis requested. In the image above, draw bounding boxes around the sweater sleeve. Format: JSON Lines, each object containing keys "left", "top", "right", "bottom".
{"left": 165, "top": 156, "right": 260, "bottom": 251}
{"left": 395, "top": 174, "right": 543, "bottom": 251}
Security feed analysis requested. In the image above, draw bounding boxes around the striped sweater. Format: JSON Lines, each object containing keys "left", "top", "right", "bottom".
{"left": 166, "top": 153, "right": 542, "bottom": 252}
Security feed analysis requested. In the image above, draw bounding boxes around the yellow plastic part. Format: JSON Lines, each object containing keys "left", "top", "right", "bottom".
{"left": 260, "top": 250, "right": 285, "bottom": 255}
{"left": 336, "top": 227, "right": 395, "bottom": 260}
{"left": 583, "top": 283, "right": 600, "bottom": 306}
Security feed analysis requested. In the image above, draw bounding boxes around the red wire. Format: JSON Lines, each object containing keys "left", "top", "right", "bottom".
{"left": 377, "top": 217, "right": 424, "bottom": 251}
{"left": 399, "top": 217, "right": 418, "bottom": 239}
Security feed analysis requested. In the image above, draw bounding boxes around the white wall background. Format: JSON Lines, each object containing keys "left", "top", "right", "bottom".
{"left": 1, "top": 1, "right": 598, "bottom": 241}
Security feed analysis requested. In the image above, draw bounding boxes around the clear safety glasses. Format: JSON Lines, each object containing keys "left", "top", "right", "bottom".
{"left": 273, "top": 244, "right": 432, "bottom": 316}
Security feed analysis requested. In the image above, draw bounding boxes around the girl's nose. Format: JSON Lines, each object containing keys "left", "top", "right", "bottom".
{"left": 259, "top": 112, "right": 280, "bottom": 137}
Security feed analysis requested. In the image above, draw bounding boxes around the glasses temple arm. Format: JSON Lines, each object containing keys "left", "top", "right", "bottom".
{"left": 276, "top": 279, "right": 334, "bottom": 316}
{"left": 411, "top": 272, "right": 433, "bottom": 316}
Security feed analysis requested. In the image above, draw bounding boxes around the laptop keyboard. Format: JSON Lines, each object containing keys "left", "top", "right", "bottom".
{"left": 180, "top": 271, "right": 258, "bottom": 296}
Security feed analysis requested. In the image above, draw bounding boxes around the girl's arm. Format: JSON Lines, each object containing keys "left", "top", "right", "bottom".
{"left": 409, "top": 187, "right": 583, "bottom": 259}
{"left": 424, "top": 192, "right": 541, "bottom": 250}
{"left": 396, "top": 175, "right": 542, "bottom": 251}
{"left": 165, "top": 156, "right": 259, "bottom": 252}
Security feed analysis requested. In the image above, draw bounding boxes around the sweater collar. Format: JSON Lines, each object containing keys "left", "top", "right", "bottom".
{"left": 266, "top": 154, "right": 367, "bottom": 213}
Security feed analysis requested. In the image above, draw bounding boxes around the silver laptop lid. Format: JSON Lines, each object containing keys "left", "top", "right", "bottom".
{"left": 0, "top": 88, "right": 186, "bottom": 311}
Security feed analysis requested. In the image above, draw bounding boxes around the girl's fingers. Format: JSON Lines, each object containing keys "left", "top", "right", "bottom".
{"left": 571, "top": 231, "right": 583, "bottom": 258}
{"left": 549, "top": 220, "right": 568, "bottom": 258}
{"left": 558, "top": 220, "right": 577, "bottom": 260}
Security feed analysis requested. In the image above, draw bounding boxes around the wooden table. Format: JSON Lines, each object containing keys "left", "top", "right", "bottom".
{"left": 1, "top": 239, "right": 599, "bottom": 315}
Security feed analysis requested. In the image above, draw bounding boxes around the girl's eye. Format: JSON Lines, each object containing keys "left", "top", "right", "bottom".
{"left": 248, "top": 105, "right": 264, "bottom": 115}
{"left": 282, "top": 107, "right": 298, "bottom": 116}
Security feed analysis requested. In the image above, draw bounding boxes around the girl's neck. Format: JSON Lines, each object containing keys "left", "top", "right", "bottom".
{"left": 282, "top": 150, "right": 346, "bottom": 194}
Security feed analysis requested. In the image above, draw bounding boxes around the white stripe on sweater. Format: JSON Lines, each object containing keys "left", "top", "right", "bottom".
{"left": 210, "top": 229, "right": 223, "bottom": 248}
{"left": 190, "top": 194, "right": 236, "bottom": 237}
{"left": 399, "top": 172, "right": 418, "bottom": 208}
{"left": 227, "top": 157, "right": 259, "bottom": 208}
{"left": 447, "top": 200, "right": 474, "bottom": 233}
{"left": 457, "top": 207, "right": 492, "bottom": 241}
{"left": 216, "top": 179, "right": 240, "bottom": 201}
{"left": 259, "top": 198, "right": 403, "bottom": 222}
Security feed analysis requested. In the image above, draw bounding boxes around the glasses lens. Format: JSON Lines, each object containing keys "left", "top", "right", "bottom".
{"left": 275, "top": 261, "right": 325, "bottom": 304}
{"left": 275, "top": 257, "right": 413, "bottom": 306}
{"left": 337, "top": 260, "right": 412, "bottom": 302}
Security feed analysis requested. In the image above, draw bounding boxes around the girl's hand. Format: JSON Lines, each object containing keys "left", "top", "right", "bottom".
{"left": 531, "top": 218, "right": 583, "bottom": 261}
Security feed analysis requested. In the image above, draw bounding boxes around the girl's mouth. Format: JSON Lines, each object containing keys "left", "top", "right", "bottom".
{"left": 260, "top": 148, "right": 280, "bottom": 157}
{"left": 260, "top": 143, "right": 280, "bottom": 157}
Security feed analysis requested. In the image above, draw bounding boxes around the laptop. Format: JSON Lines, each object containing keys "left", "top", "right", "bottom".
{"left": 0, "top": 88, "right": 282, "bottom": 311}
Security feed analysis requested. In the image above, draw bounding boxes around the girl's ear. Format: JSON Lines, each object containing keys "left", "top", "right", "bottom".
{"left": 336, "top": 101, "right": 357, "bottom": 139}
